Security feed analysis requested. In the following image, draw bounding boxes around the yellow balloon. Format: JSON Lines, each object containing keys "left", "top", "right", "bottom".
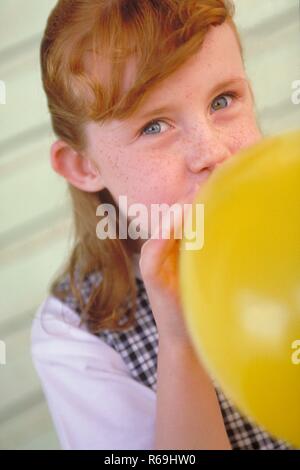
{"left": 179, "top": 130, "right": 300, "bottom": 448}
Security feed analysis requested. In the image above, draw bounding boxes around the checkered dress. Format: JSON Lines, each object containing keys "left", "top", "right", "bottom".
{"left": 56, "top": 270, "right": 293, "bottom": 450}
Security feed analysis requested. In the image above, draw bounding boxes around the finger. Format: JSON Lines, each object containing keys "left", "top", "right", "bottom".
{"left": 140, "top": 194, "right": 193, "bottom": 277}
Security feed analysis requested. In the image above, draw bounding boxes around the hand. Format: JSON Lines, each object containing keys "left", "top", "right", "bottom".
{"left": 139, "top": 188, "right": 198, "bottom": 345}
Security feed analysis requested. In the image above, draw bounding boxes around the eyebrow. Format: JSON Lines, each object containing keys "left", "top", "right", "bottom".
{"left": 134, "top": 77, "right": 248, "bottom": 122}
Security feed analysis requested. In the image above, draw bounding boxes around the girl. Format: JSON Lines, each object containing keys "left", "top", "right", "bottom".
{"left": 31, "top": 0, "right": 292, "bottom": 450}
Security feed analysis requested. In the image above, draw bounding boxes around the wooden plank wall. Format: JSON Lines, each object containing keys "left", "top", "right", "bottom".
{"left": 0, "top": 0, "right": 299, "bottom": 450}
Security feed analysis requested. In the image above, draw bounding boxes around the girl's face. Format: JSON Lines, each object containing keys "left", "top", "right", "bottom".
{"left": 60, "top": 21, "right": 263, "bottom": 246}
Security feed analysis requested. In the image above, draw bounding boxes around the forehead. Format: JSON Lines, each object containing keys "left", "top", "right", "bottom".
{"left": 83, "top": 51, "right": 138, "bottom": 97}
{"left": 85, "top": 21, "right": 244, "bottom": 141}
{"left": 136, "top": 21, "right": 244, "bottom": 107}
{"left": 86, "top": 21, "right": 242, "bottom": 100}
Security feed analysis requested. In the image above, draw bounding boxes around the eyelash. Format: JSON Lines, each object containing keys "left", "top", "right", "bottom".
{"left": 138, "top": 91, "right": 239, "bottom": 137}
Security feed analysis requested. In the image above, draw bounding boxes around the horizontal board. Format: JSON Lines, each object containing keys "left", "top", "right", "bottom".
{"left": 234, "top": 0, "right": 298, "bottom": 31}
{"left": 0, "top": 398, "right": 60, "bottom": 450}
{"left": 0, "top": 327, "right": 45, "bottom": 413}
{"left": 0, "top": 220, "right": 72, "bottom": 325}
{"left": 244, "top": 21, "right": 300, "bottom": 115}
{"left": 0, "top": 143, "right": 69, "bottom": 238}
{"left": 262, "top": 105, "right": 300, "bottom": 135}
{"left": 0, "top": 0, "right": 56, "bottom": 54}
{"left": 0, "top": 54, "right": 50, "bottom": 145}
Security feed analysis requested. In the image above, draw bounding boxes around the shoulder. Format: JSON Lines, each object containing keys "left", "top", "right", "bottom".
{"left": 30, "top": 294, "right": 128, "bottom": 375}
{"left": 30, "top": 295, "right": 156, "bottom": 450}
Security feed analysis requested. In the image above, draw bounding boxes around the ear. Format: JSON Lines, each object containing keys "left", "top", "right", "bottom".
{"left": 50, "top": 140, "right": 105, "bottom": 192}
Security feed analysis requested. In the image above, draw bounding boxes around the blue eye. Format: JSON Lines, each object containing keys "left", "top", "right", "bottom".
{"left": 211, "top": 93, "right": 235, "bottom": 112}
{"left": 139, "top": 120, "right": 170, "bottom": 137}
{"left": 138, "top": 92, "right": 237, "bottom": 137}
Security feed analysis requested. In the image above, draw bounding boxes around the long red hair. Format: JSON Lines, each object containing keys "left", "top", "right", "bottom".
{"left": 41, "top": 0, "right": 241, "bottom": 333}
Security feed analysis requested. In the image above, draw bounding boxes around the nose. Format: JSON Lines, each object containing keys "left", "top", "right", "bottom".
{"left": 185, "top": 127, "right": 231, "bottom": 174}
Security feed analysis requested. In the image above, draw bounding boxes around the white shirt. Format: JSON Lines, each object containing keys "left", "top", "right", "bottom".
{"left": 31, "top": 255, "right": 157, "bottom": 450}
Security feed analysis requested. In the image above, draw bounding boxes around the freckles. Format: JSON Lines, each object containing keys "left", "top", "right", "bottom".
{"left": 105, "top": 148, "right": 132, "bottom": 180}
{"left": 231, "top": 129, "right": 259, "bottom": 153}
{"left": 134, "top": 173, "right": 168, "bottom": 205}
{"left": 231, "top": 124, "right": 261, "bottom": 154}
{"left": 234, "top": 127, "right": 248, "bottom": 146}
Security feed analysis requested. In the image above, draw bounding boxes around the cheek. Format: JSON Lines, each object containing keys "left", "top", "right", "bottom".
{"left": 115, "top": 164, "right": 182, "bottom": 239}
{"left": 229, "top": 116, "right": 263, "bottom": 155}
{"left": 113, "top": 153, "right": 184, "bottom": 206}
{"left": 89, "top": 133, "right": 182, "bottom": 209}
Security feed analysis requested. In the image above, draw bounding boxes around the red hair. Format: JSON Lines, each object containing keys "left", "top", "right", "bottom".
{"left": 41, "top": 0, "right": 241, "bottom": 333}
